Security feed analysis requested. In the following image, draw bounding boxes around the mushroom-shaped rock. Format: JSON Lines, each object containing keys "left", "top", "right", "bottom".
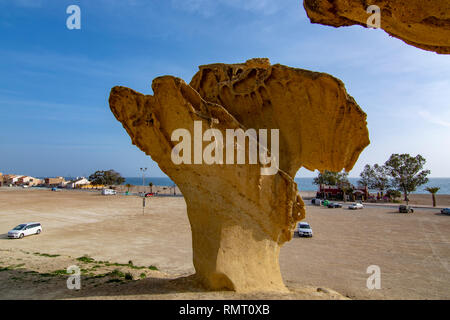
{"left": 109, "top": 59, "right": 369, "bottom": 293}
{"left": 303, "top": 0, "right": 450, "bottom": 54}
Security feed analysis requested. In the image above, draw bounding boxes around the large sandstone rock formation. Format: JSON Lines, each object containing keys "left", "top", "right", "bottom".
{"left": 303, "top": 0, "right": 450, "bottom": 54}
{"left": 109, "top": 58, "right": 369, "bottom": 292}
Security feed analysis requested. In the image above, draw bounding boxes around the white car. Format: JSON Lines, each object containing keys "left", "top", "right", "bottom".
{"left": 297, "top": 222, "right": 313, "bottom": 237}
{"left": 102, "top": 189, "right": 117, "bottom": 195}
{"left": 8, "top": 223, "right": 42, "bottom": 239}
{"left": 349, "top": 203, "right": 364, "bottom": 210}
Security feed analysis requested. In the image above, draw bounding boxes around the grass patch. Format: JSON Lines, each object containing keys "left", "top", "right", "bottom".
{"left": 140, "top": 273, "right": 146, "bottom": 279}
{"left": 34, "top": 253, "right": 60, "bottom": 258}
{"left": 0, "top": 264, "right": 25, "bottom": 271}
{"left": 40, "top": 273, "right": 53, "bottom": 278}
{"left": 76, "top": 255, "right": 95, "bottom": 263}
{"left": 130, "top": 265, "right": 147, "bottom": 270}
{"left": 109, "top": 269, "right": 125, "bottom": 278}
{"left": 51, "top": 269, "right": 68, "bottom": 275}
{"left": 76, "top": 256, "right": 158, "bottom": 272}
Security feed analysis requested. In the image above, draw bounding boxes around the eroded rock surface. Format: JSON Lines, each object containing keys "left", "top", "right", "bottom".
{"left": 303, "top": 0, "right": 450, "bottom": 54}
{"left": 109, "top": 58, "right": 369, "bottom": 292}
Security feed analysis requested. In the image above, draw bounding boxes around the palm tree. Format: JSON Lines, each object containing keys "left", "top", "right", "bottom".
{"left": 425, "top": 187, "right": 440, "bottom": 207}
{"left": 148, "top": 182, "right": 153, "bottom": 193}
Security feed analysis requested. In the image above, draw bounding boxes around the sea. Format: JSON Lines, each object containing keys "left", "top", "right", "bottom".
{"left": 123, "top": 177, "right": 450, "bottom": 195}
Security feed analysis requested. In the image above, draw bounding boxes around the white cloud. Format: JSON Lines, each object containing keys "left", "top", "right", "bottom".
{"left": 418, "top": 111, "right": 450, "bottom": 128}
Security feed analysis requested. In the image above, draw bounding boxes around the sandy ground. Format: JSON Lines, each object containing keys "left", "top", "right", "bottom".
{"left": 399, "top": 193, "right": 450, "bottom": 207}
{"left": 0, "top": 188, "right": 449, "bottom": 300}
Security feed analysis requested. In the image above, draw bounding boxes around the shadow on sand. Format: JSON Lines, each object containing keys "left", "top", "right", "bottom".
{"left": 0, "top": 267, "right": 213, "bottom": 299}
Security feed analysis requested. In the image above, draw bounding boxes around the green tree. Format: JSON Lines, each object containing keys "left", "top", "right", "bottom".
{"left": 384, "top": 154, "right": 430, "bottom": 205}
{"left": 358, "top": 164, "right": 373, "bottom": 187}
{"left": 425, "top": 187, "right": 440, "bottom": 207}
{"left": 314, "top": 170, "right": 350, "bottom": 200}
{"left": 313, "top": 170, "right": 349, "bottom": 187}
{"left": 88, "top": 170, "right": 125, "bottom": 186}
{"left": 386, "top": 189, "right": 401, "bottom": 202}
{"left": 359, "top": 164, "right": 390, "bottom": 196}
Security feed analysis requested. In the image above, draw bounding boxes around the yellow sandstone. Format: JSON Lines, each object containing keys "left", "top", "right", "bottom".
{"left": 109, "top": 59, "right": 369, "bottom": 292}
{"left": 303, "top": 0, "right": 450, "bottom": 54}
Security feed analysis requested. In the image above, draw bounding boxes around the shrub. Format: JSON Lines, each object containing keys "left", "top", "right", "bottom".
{"left": 77, "top": 255, "right": 95, "bottom": 263}
{"left": 125, "top": 272, "right": 133, "bottom": 280}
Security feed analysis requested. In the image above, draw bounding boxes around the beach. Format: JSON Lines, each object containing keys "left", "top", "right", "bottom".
{"left": 0, "top": 188, "right": 449, "bottom": 299}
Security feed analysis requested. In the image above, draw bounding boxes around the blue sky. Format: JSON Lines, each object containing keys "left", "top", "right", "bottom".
{"left": 0, "top": 0, "right": 449, "bottom": 178}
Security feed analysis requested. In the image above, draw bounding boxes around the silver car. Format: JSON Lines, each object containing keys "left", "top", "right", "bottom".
{"left": 8, "top": 222, "right": 42, "bottom": 239}
{"left": 297, "top": 222, "right": 313, "bottom": 237}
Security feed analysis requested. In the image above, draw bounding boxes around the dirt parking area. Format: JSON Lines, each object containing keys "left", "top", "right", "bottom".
{"left": 0, "top": 188, "right": 449, "bottom": 299}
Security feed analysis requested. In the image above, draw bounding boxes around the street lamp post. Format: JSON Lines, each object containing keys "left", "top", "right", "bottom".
{"left": 140, "top": 167, "right": 147, "bottom": 195}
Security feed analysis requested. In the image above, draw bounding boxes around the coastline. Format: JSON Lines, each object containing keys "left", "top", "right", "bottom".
{"left": 120, "top": 177, "right": 450, "bottom": 195}
{"left": 6, "top": 185, "right": 448, "bottom": 208}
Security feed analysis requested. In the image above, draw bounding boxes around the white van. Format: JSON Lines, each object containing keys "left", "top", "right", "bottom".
{"left": 101, "top": 189, "right": 117, "bottom": 195}
{"left": 8, "top": 223, "right": 42, "bottom": 239}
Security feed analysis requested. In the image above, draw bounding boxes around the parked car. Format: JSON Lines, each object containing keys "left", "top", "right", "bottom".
{"left": 145, "top": 193, "right": 155, "bottom": 197}
{"left": 328, "top": 202, "right": 343, "bottom": 208}
{"left": 297, "top": 222, "right": 313, "bottom": 237}
{"left": 441, "top": 208, "right": 450, "bottom": 215}
{"left": 8, "top": 223, "right": 42, "bottom": 239}
{"left": 349, "top": 203, "right": 364, "bottom": 210}
{"left": 322, "top": 200, "right": 330, "bottom": 206}
{"left": 101, "top": 189, "right": 117, "bottom": 195}
{"left": 399, "top": 205, "right": 414, "bottom": 213}
{"left": 312, "top": 199, "right": 323, "bottom": 206}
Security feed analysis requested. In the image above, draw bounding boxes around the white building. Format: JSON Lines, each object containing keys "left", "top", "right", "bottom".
{"left": 66, "top": 177, "right": 91, "bottom": 189}
{"left": 18, "top": 176, "right": 42, "bottom": 186}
